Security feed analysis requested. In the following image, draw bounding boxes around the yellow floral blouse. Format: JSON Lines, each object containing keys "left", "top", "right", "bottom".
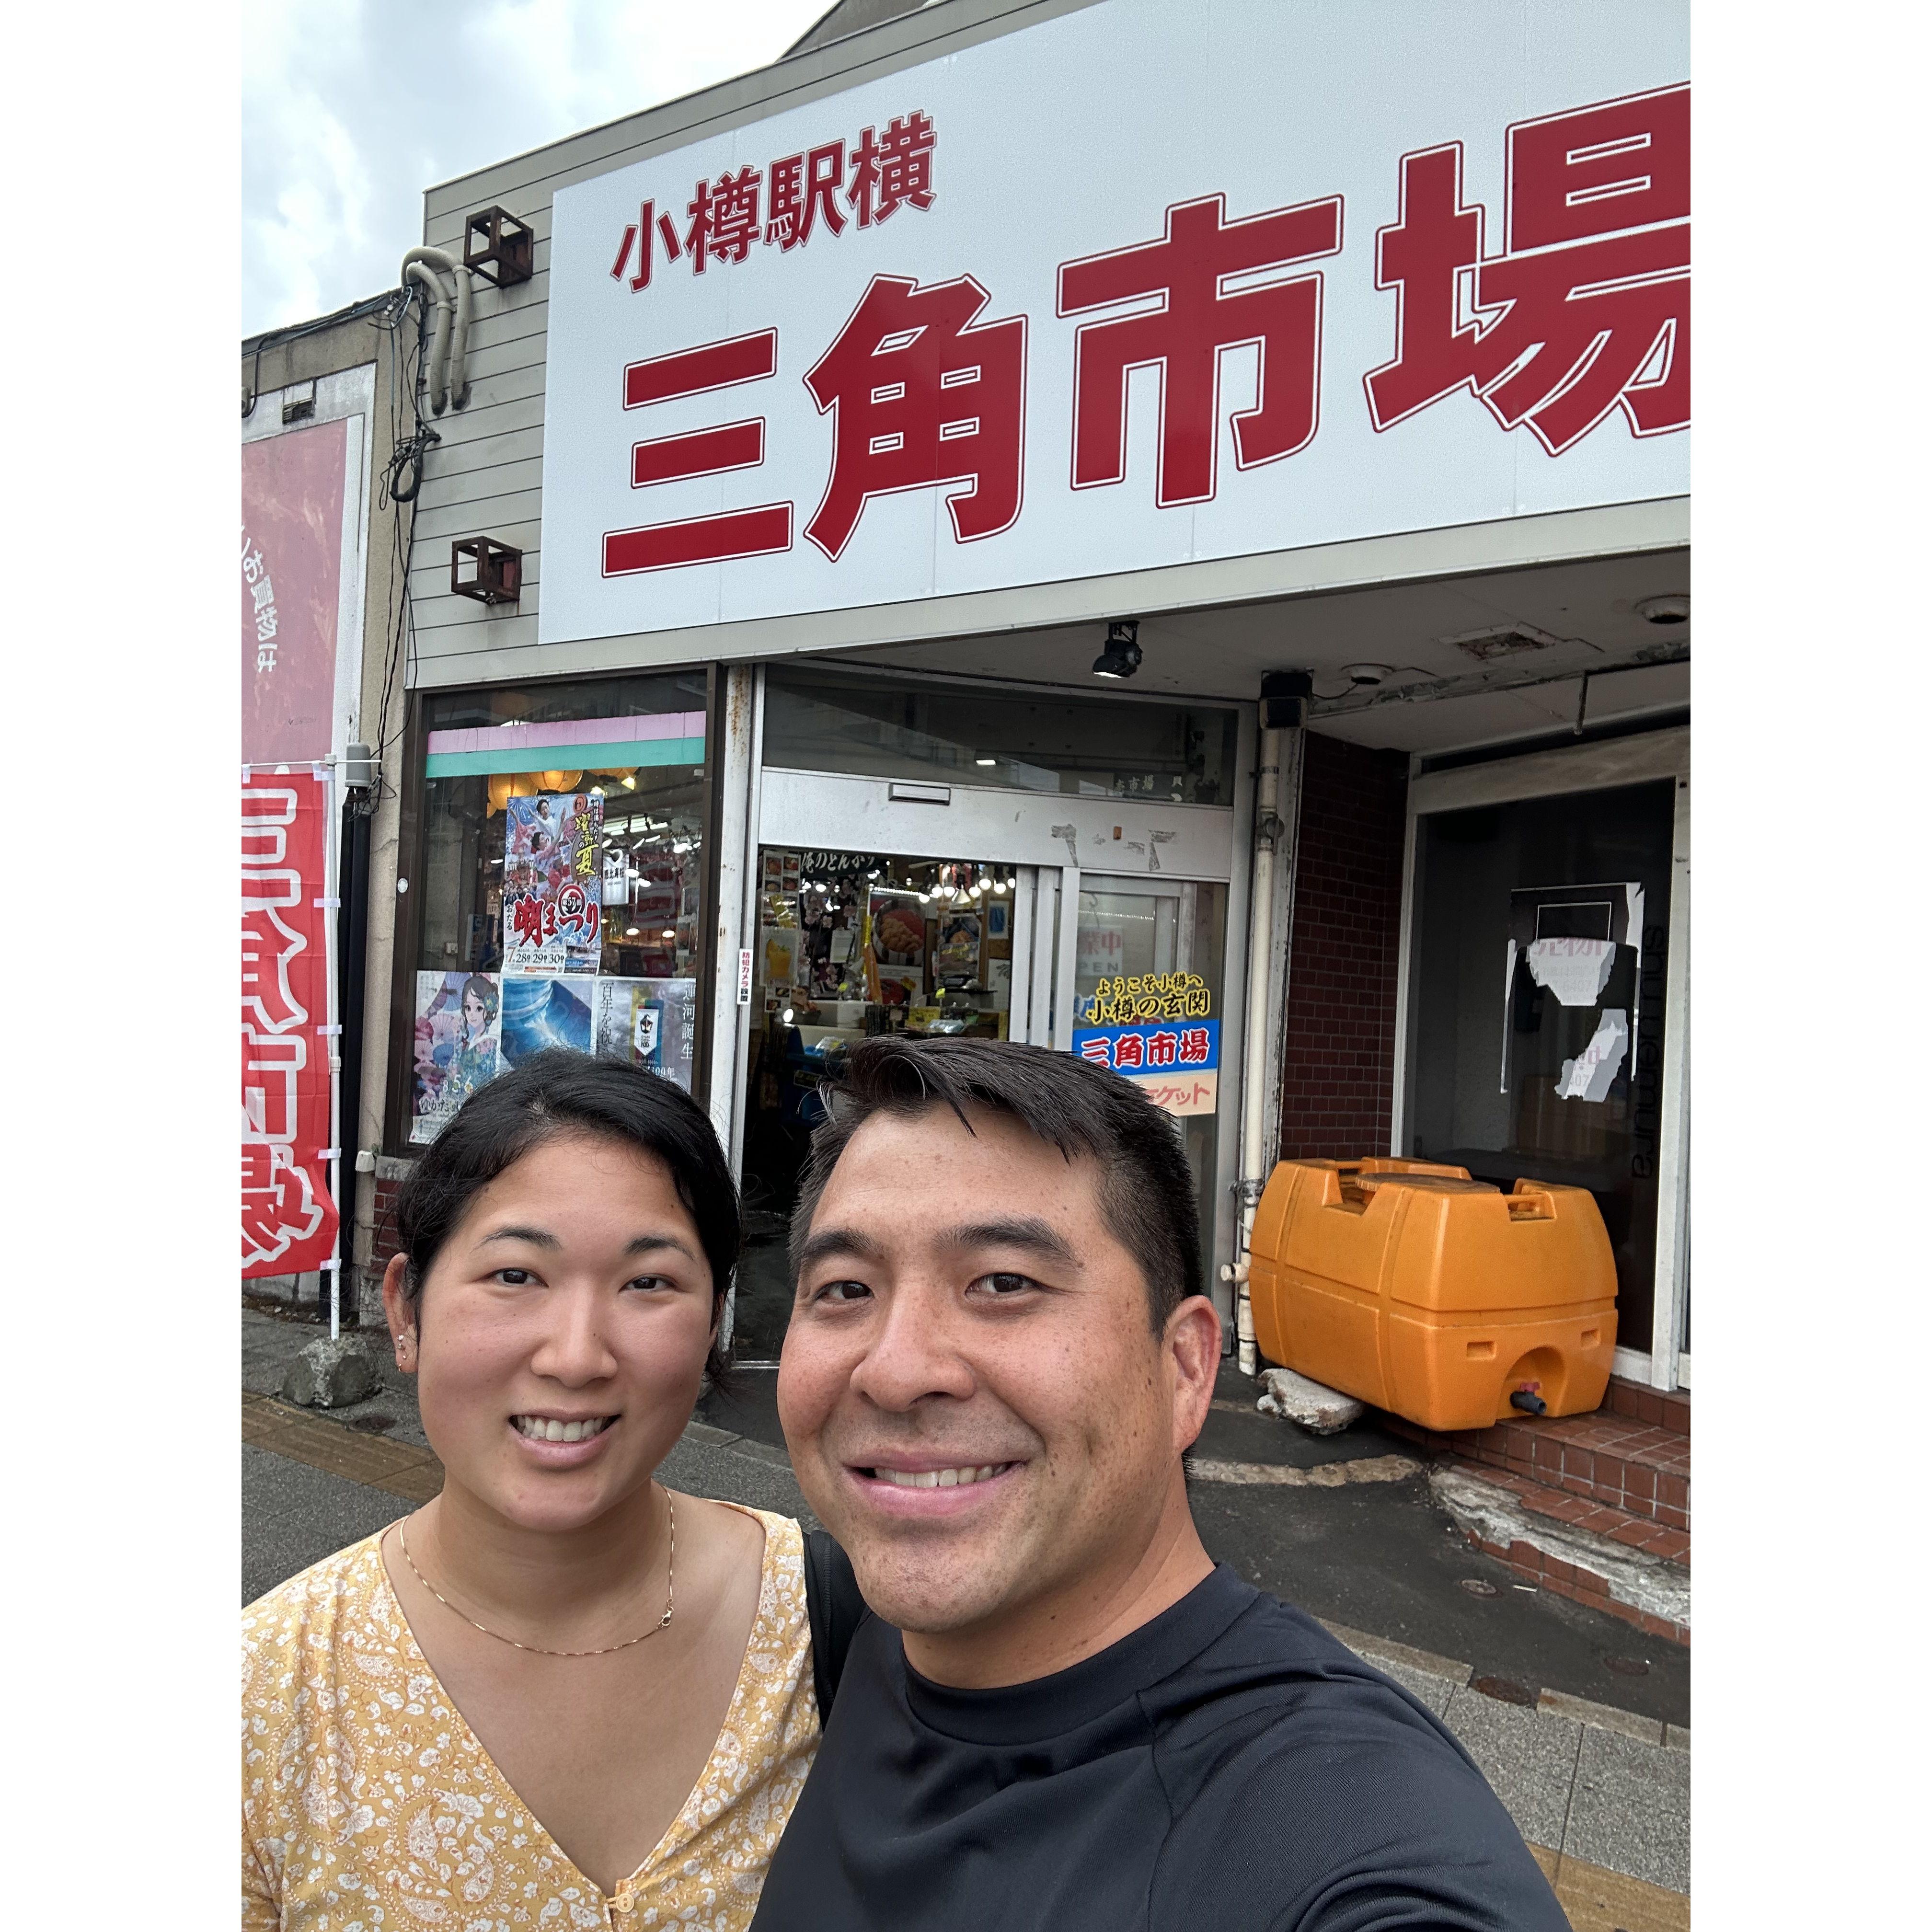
{"left": 242, "top": 1506, "right": 818, "bottom": 1931}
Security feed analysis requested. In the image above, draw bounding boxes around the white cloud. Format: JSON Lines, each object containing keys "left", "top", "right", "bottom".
{"left": 242, "top": 0, "right": 831, "bottom": 335}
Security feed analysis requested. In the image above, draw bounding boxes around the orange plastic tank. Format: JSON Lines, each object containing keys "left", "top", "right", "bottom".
{"left": 1246, "top": 1159, "right": 1617, "bottom": 1432}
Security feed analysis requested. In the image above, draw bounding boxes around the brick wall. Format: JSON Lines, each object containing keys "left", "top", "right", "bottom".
{"left": 1276, "top": 731, "right": 1409, "bottom": 1161}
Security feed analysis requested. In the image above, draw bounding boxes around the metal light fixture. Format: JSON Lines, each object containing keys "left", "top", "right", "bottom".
{"left": 1092, "top": 619, "right": 1142, "bottom": 680}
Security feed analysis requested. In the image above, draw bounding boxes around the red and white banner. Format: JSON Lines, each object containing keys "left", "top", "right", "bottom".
{"left": 242, "top": 769, "right": 340, "bottom": 1277}
{"left": 540, "top": 0, "right": 1688, "bottom": 651}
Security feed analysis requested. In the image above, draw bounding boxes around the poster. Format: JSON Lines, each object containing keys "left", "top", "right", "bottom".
{"left": 242, "top": 769, "right": 340, "bottom": 1276}
{"left": 411, "top": 971, "right": 503, "bottom": 1144}
{"left": 242, "top": 418, "right": 348, "bottom": 766}
{"left": 503, "top": 792, "right": 605, "bottom": 975}
{"left": 869, "top": 890, "right": 927, "bottom": 966}
{"left": 1073, "top": 975, "right": 1219, "bottom": 1118}
{"left": 760, "top": 926, "right": 803, "bottom": 991}
{"left": 595, "top": 977, "right": 699, "bottom": 1092}
{"left": 934, "top": 911, "right": 982, "bottom": 988}
{"left": 501, "top": 972, "right": 597, "bottom": 1063}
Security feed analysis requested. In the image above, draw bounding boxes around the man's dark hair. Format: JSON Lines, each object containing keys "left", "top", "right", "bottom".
{"left": 790, "top": 1035, "right": 1203, "bottom": 1332}
{"left": 391, "top": 1049, "right": 741, "bottom": 1380}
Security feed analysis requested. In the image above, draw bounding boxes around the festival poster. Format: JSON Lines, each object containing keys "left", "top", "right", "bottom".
{"left": 242, "top": 769, "right": 340, "bottom": 1276}
{"left": 411, "top": 971, "right": 503, "bottom": 1144}
{"left": 242, "top": 418, "right": 348, "bottom": 766}
{"left": 595, "top": 977, "right": 699, "bottom": 1092}
{"left": 503, "top": 792, "right": 605, "bottom": 975}
{"left": 500, "top": 972, "right": 596, "bottom": 1063}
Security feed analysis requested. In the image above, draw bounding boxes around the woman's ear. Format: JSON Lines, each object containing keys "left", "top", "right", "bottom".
{"left": 382, "top": 1253, "right": 419, "bottom": 1372}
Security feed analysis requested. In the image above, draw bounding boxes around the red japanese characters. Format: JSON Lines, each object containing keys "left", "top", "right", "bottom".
{"left": 1058, "top": 192, "right": 1343, "bottom": 506}
{"left": 242, "top": 773, "right": 339, "bottom": 1276}
{"left": 1365, "top": 85, "right": 1689, "bottom": 455}
{"left": 610, "top": 109, "right": 938, "bottom": 289}
{"left": 804, "top": 274, "right": 1025, "bottom": 559}
{"left": 595, "top": 82, "right": 1690, "bottom": 583}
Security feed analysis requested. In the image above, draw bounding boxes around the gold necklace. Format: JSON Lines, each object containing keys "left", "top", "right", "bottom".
{"left": 395, "top": 1491, "right": 675, "bottom": 1658}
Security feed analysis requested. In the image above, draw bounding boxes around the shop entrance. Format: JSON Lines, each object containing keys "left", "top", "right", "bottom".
{"left": 731, "top": 756, "right": 1241, "bottom": 1361}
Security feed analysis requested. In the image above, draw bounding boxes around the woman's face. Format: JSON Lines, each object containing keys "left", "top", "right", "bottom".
{"left": 385, "top": 1132, "right": 716, "bottom": 1535}
{"left": 462, "top": 989, "right": 488, "bottom": 1035}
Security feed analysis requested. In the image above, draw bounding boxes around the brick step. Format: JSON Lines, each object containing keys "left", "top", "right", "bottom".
{"left": 1431, "top": 1460, "right": 1690, "bottom": 1648}
{"left": 1382, "top": 1399, "right": 1690, "bottom": 1532}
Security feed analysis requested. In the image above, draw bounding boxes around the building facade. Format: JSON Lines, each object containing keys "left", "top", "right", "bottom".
{"left": 367, "top": 0, "right": 1690, "bottom": 1392}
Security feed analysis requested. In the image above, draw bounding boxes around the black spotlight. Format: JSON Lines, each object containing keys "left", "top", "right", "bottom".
{"left": 1092, "top": 619, "right": 1142, "bottom": 680}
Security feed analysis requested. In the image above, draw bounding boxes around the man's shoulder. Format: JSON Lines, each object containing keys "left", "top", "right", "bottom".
{"left": 1147, "top": 1577, "right": 1447, "bottom": 1735}
{"left": 1145, "top": 1582, "right": 1566, "bottom": 1930}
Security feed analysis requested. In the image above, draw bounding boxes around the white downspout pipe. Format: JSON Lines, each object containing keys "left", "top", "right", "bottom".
{"left": 399, "top": 247, "right": 474, "bottom": 413}
{"left": 1233, "top": 718, "right": 1284, "bottom": 1377}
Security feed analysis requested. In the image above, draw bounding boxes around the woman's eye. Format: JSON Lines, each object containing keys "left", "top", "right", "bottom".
{"left": 622, "top": 1274, "right": 675, "bottom": 1295}
{"left": 493, "top": 1268, "right": 536, "bottom": 1287}
{"left": 970, "top": 1272, "right": 1038, "bottom": 1298}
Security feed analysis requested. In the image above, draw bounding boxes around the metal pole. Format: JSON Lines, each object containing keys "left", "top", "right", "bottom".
{"left": 1234, "top": 717, "right": 1284, "bottom": 1377}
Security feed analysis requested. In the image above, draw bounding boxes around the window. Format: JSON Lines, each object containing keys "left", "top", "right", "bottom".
{"left": 763, "top": 667, "right": 1238, "bottom": 804}
{"left": 404, "top": 673, "right": 710, "bottom": 1143}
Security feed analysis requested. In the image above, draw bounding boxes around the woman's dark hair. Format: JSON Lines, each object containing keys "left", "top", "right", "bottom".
{"left": 392, "top": 1048, "right": 741, "bottom": 1380}
{"left": 790, "top": 1035, "right": 1202, "bottom": 1333}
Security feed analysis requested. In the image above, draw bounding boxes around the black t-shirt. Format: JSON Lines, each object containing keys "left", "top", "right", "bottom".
{"left": 752, "top": 1564, "right": 1567, "bottom": 1932}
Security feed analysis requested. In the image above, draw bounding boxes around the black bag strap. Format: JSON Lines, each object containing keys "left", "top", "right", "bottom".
{"left": 803, "top": 1528, "right": 868, "bottom": 1722}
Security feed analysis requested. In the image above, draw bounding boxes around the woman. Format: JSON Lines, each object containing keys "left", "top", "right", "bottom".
{"left": 243, "top": 1050, "right": 817, "bottom": 1929}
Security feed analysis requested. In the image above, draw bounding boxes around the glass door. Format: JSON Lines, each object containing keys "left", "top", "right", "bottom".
{"left": 732, "top": 762, "right": 1241, "bottom": 1360}
{"left": 1072, "top": 876, "right": 1230, "bottom": 1305}
{"left": 733, "top": 843, "right": 1070, "bottom": 1359}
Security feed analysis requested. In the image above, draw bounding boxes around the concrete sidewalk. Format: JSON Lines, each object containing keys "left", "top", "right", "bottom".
{"left": 241, "top": 1308, "right": 1688, "bottom": 1927}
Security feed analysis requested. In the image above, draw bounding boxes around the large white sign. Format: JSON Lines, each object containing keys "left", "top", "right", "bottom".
{"left": 541, "top": 0, "right": 1688, "bottom": 646}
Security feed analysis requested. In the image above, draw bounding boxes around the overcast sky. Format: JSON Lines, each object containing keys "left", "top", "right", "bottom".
{"left": 242, "top": 0, "right": 834, "bottom": 337}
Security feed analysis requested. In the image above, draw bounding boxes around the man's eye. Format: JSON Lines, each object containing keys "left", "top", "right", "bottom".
{"left": 812, "top": 1279, "right": 871, "bottom": 1305}
{"left": 970, "top": 1272, "right": 1038, "bottom": 1297}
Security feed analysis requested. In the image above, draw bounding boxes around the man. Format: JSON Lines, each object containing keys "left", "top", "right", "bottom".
{"left": 756, "top": 1035, "right": 1566, "bottom": 1932}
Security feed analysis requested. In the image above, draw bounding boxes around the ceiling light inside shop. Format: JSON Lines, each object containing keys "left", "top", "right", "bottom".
{"left": 625, "top": 926, "right": 639, "bottom": 937}
{"left": 660, "top": 928, "right": 676, "bottom": 939}
{"left": 621, "top": 775, "right": 637, "bottom": 789}
{"left": 975, "top": 755, "right": 997, "bottom": 767}
{"left": 781, "top": 1007, "right": 795, "bottom": 1024}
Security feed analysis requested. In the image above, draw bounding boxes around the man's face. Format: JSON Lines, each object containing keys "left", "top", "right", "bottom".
{"left": 778, "top": 1104, "right": 1213, "bottom": 1644}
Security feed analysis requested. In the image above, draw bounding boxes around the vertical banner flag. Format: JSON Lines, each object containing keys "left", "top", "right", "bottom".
{"left": 242, "top": 419, "right": 349, "bottom": 765}
{"left": 242, "top": 769, "right": 341, "bottom": 1275}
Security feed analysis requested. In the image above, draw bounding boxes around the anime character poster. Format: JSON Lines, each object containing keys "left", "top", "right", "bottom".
{"left": 595, "top": 977, "right": 698, "bottom": 1092}
{"left": 500, "top": 973, "right": 596, "bottom": 1063}
{"left": 503, "top": 792, "right": 605, "bottom": 974}
{"left": 411, "top": 971, "right": 503, "bottom": 1144}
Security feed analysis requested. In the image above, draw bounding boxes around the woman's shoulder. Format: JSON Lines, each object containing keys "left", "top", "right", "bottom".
{"left": 241, "top": 1529, "right": 399, "bottom": 1684}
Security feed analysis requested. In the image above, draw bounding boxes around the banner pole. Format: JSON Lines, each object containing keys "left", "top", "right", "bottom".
{"left": 319, "top": 761, "right": 344, "bottom": 1341}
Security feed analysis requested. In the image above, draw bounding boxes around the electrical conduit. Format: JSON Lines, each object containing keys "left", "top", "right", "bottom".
{"left": 399, "top": 247, "right": 473, "bottom": 414}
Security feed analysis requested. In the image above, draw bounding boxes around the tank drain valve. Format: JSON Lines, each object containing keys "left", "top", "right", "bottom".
{"left": 1509, "top": 1389, "right": 1548, "bottom": 1416}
